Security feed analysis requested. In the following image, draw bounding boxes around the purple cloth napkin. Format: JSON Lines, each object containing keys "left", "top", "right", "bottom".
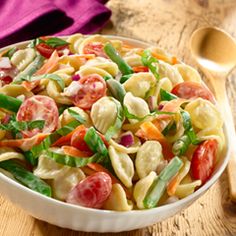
{"left": 0, "top": 0, "right": 111, "bottom": 48}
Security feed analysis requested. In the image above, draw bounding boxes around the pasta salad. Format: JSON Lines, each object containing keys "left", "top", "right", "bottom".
{"left": 0, "top": 34, "right": 225, "bottom": 211}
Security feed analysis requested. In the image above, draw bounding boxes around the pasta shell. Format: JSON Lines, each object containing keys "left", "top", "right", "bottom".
{"left": 123, "top": 92, "right": 150, "bottom": 124}
{"left": 103, "top": 183, "right": 133, "bottom": 211}
{"left": 185, "top": 98, "right": 223, "bottom": 130}
{"left": 174, "top": 63, "right": 202, "bottom": 83}
{"left": 135, "top": 141, "right": 163, "bottom": 179}
{"left": 91, "top": 97, "right": 118, "bottom": 134}
{"left": 109, "top": 145, "right": 134, "bottom": 188}
{"left": 123, "top": 72, "right": 156, "bottom": 98}
{"left": 133, "top": 171, "right": 157, "bottom": 209}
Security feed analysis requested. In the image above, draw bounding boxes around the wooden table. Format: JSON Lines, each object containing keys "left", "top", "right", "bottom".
{"left": 1, "top": 0, "right": 236, "bottom": 235}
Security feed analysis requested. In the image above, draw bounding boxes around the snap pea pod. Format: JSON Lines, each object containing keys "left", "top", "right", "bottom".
{"left": 143, "top": 156, "right": 183, "bottom": 208}
{"left": 172, "top": 134, "right": 191, "bottom": 156}
{"left": 25, "top": 120, "right": 82, "bottom": 165}
{"left": 105, "top": 98, "right": 124, "bottom": 140}
{"left": 172, "top": 111, "right": 200, "bottom": 156}
{"left": 106, "top": 79, "right": 126, "bottom": 103}
{"left": 104, "top": 43, "right": 133, "bottom": 75}
{"left": 0, "top": 160, "right": 51, "bottom": 197}
{"left": 84, "top": 127, "right": 108, "bottom": 156}
{"left": 141, "top": 50, "right": 160, "bottom": 80}
{"left": 160, "top": 89, "right": 178, "bottom": 101}
{"left": 0, "top": 94, "right": 22, "bottom": 112}
{"left": 14, "top": 55, "right": 44, "bottom": 83}
{"left": 46, "top": 149, "right": 104, "bottom": 167}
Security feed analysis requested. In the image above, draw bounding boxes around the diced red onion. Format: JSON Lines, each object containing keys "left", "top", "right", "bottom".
{"left": 0, "top": 57, "right": 11, "bottom": 69}
{"left": 158, "top": 103, "right": 164, "bottom": 110}
{"left": 119, "top": 131, "right": 134, "bottom": 147}
{"left": 72, "top": 74, "right": 81, "bottom": 81}
{"left": 148, "top": 96, "right": 157, "bottom": 111}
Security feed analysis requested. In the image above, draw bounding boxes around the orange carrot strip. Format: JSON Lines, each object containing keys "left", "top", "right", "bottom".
{"left": 87, "top": 163, "right": 132, "bottom": 199}
{"left": 62, "top": 145, "right": 91, "bottom": 157}
{"left": 22, "top": 80, "right": 40, "bottom": 91}
{"left": 52, "top": 125, "right": 86, "bottom": 147}
{"left": 132, "top": 65, "right": 149, "bottom": 73}
{"left": 137, "top": 121, "right": 174, "bottom": 160}
{"left": 167, "top": 174, "right": 180, "bottom": 196}
{"left": 34, "top": 50, "right": 59, "bottom": 75}
{"left": 162, "top": 98, "right": 187, "bottom": 112}
{"left": 0, "top": 133, "right": 48, "bottom": 151}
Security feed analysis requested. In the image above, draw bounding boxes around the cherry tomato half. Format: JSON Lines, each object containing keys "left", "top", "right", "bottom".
{"left": 73, "top": 74, "right": 107, "bottom": 110}
{"left": 71, "top": 127, "right": 93, "bottom": 154}
{"left": 171, "top": 81, "right": 215, "bottom": 103}
{"left": 83, "top": 42, "right": 107, "bottom": 58}
{"left": 66, "top": 172, "right": 112, "bottom": 208}
{"left": 36, "top": 41, "right": 68, "bottom": 58}
{"left": 16, "top": 95, "right": 59, "bottom": 138}
{"left": 36, "top": 43, "right": 55, "bottom": 58}
{"left": 191, "top": 139, "right": 218, "bottom": 184}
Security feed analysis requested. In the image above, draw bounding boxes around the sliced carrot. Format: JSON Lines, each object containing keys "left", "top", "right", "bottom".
{"left": 132, "top": 65, "right": 149, "bottom": 73}
{"left": 34, "top": 50, "right": 59, "bottom": 75}
{"left": 172, "top": 56, "right": 178, "bottom": 65}
{"left": 137, "top": 121, "right": 174, "bottom": 160}
{"left": 0, "top": 49, "right": 10, "bottom": 58}
{"left": 22, "top": 80, "right": 40, "bottom": 91}
{"left": 80, "top": 166, "right": 97, "bottom": 176}
{"left": 62, "top": 145, "right": 91, "bottom": 157}
{"left": 162, "top": 98, "right": 186, "bottom": 112}
{"left": 0, "top": 133, "right": 48, "bottom": 151}
{"left": 87, "top": 163, "right": 132, "bottom": 199}
{"left": 52, "top": 125, "right": 86, "bottom": 147}
{"left": 167, "top": 174, "right": 180, "bottom": 196}
{"left": 151, "top": 52, "right": 170, "bottom": 62}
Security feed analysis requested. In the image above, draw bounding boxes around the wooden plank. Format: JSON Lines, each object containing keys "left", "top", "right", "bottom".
{"left": 1, "top": 0, "right": 236, "bottom": 235}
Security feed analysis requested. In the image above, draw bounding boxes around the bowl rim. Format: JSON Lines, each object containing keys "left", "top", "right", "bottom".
{"left": 0, "top": 34, "right": 231, "bottom": 216}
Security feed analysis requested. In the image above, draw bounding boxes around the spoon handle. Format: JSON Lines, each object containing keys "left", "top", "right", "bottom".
{"left": 208, "top": 76, "right": 236, "bottom": 202}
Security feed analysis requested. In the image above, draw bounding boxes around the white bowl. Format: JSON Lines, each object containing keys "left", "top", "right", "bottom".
{"left": 0, "top": 36, "right": 230, "bottom": 232}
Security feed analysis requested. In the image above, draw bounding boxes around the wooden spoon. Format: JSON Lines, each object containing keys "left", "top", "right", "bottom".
{"left": 190, "top": 27, "right": 236, "bottom": 202}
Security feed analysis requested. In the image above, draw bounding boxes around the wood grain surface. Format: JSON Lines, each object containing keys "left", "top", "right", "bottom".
{"left": 1, "top": 0, "right": 236, "bottom": 235}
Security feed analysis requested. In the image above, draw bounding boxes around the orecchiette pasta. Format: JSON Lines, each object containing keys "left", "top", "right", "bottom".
{"left": 158, "top": 60, "right": 184, "bottom": 86}
{"left": 60, "top": 106, "right": 92, "bottom": 128}
{"left": 52, "top": 167, "right": 85, "bottom": 200}
{"left": 66, "top": 33, "right": 84, "bottom": 53}
{"left": 174, "top": 63, "right": 202, "bottom": 83}
{"left": 185, "top": 98, "right": 223, "bottom": 130}
{"left": 123, "top": 72, "right": 156, "bottom": 98}
{"left": 103, "top": 183, "right": 133, "bottom": 211}
{"left": 11, "top": 48, "right": 36, "bottom": 71}
{"left": 0, "top": 147, "right": 24, "bottom": 162}
{"left": 135, "top": 141, "right": 163, "bottom": 179}
{"left": 84, "top": 57, "right": 119, "bottom": 77}
{"left": 123, "top": 92, "right": 150, "bottom": 124}
{"left": 133, "top": 171, "right": 157, "bottom": 209}
{"left": 109, "top": 145, "right": 134, "bottom": 188}
{"left": 91, "top": 96, "right": 118, "bottom": 134}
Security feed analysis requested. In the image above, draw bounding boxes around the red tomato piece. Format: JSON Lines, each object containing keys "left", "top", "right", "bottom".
{"left": 16, "top": 95, "right": 59, "bottom": 138}
{"left": 191, "top": 139, "right": 218, "bottom": 184}
{"left": 71, "top": 127, "right": 93, "bottom": 154}
{"left": 171, "top": 81, "right": 215, "bottom": 103}
{"left": 66, "top": 172, "right": 112, "bottom": 208}
{"left": 73, "top": 74, "right": 107, "bottom": 109}
{"left": 83, "top": 42, "right": 107, "bottom": 58}
{"left": 36, "top": 43, "right": 55, "bottom": 58}
{"left": 132, "top": 66, "right": 149, "bottom": 73}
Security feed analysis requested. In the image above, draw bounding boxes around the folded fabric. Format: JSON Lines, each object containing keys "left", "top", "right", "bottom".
{"left": 0, "top": 0, "right": 111, "bottom": 48}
